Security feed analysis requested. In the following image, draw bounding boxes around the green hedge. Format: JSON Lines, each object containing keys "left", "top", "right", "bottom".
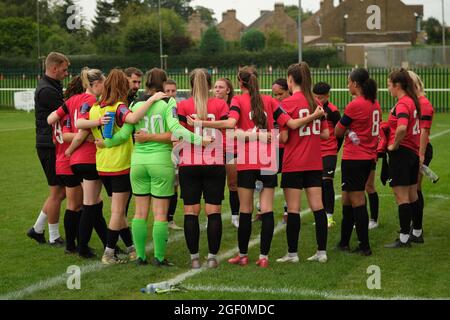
{"left": 0, "top": 47, "right": 342, "bottom": 73}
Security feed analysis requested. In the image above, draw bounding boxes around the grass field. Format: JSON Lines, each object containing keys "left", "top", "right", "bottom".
{"left": 0, "top": 109, "right": 449, "bottom": 300}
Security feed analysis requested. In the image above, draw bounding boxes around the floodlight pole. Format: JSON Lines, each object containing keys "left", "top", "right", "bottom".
{"left": 443, "top": 0, "right": 447, "bottom": 65}
{"left": 298, "top": 0, "right": 302, "bottom": 62}
{"left": 159, "top": 0, "right": 163, "bottom": 69}
{"left": 37, "top": 0, "right": 41, "bottom": 70}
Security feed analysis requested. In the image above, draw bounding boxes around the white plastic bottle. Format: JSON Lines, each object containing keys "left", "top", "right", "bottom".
{"left": 348, "top": 131, "right": 360, "bottom": 145}
{"left": 141, "top": 281, "right": 171, "bottom": 294}
{"left": 421, "top": 165, "right": 439, "bottom": 184}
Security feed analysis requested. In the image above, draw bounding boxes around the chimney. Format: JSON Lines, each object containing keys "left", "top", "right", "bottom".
{"left": 223, "top": 9, "right": 236, "bottom": 21}
{"left": 274, "top": 3, "right": 284, "bottom": 13}
{"left": 320, "top": 0, "right": 334, "bottom": 13}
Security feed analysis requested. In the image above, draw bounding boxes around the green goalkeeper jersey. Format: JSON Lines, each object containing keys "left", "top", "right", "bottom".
{"left": 104, "top": 96, "right": 202, "bottom": 165}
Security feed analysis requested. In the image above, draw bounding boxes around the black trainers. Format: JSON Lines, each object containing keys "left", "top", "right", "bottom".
{"left": 65, "top": 247, "right": 78, "bottom": 255}
{"left": 136, "top": 258, "right": 148, "bottom": 266}
{"left": 351, "top": 246, "right": 372, "bottom": 256}
{"left": 336, "top": 243, "right": 351, "bottom": 252}
{"left": 27, "top": 228, "right": 46, "bottom": 244}
{"left": 151, "top": 257, "right": 174, "bottom": 267}
{"left": 384, "top": 239, "right": 411, "bottom": 248}
{"left": 79, "top": 248, "right": 97, "bottom": 259}
{"left": 48, "top": 237, "right": 65, "bottom": 247}
{"left": 115, "top": 245, "right": 126, "bottom": 256}
{"left": 410, "top": 233, "right": 424, "bottom": 244}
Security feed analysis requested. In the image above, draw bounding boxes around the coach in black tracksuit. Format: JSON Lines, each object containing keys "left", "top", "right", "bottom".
{"left": 27, "top": 52, "right": 70, "bottom": 246}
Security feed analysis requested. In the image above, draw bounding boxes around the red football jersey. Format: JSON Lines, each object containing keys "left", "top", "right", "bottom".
{"left": 177, "top": 97, "right": 229, "bottom": 166}
{"left": 321, "top": 101, "right": 341, "bottom": 157}
{"left": 58, "top": 93, "right": 98, "bottom": 165}
{"left": 228, "top": 93, "right": 279, "bottom": 172}
{"left": 276, "top": 92, "right": 328, "bottom": 172}
{"left": 388, "top": 95, "right": 420, "bottom": 155}
{"left": 53, "top": 115, "right": 72, "bottom": 175}
{"left": 338, "top": 96, "right": 382, "bottom": 161}
{"left": 419, "top": 96, "right": 434, "bottom": 144}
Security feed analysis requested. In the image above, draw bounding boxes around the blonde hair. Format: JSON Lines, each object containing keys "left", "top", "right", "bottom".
{"left": 408, "top": 70, "right": 425, "bottom": 97}
{"left": 80, "top": 68, "right": 104, "bottom": 90}
{"left": 190, "top": 69, "right": 211, "bottom": 120}
{"left": 45, "top": 52, "right": 69, "bottom": 69}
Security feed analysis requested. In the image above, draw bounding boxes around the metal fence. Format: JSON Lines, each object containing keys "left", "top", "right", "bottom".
{"left": 1, "top": 68, "right": 449, "bottom": 112}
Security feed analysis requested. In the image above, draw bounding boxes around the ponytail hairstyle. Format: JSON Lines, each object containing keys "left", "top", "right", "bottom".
{"left": 64, "top": 76, "right": 84, "bottom": 100}
{"left": 100, "top": 69, "right": 129, "bottom": 106}
{"left": 145, "top": 68, "right": 167, "bottom": 94}
{"left": 349, "top": 68, "right": 377, "bottom": 103}
{"left": 190, "top": 68, "right": 211, "bottom": 120}
{"left": 80, "top": 67, "right": 104, "bottom": 90}
{"left": 217, "top": 77, "right": 234, "bottom": 106}
{"left": 287, "top": 62, "right": 315, "bottom": 113}
{"left": 407, "top": 70, "right": 425, "bottom": 97}
{"left": 389, "top": 68, "right": 421, "bottom": 117}
{"left": 238, "top": 66, "right": 267, "bottom": 129}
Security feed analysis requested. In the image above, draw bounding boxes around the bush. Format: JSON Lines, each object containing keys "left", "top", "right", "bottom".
{"left": 241, "top": 29, "right": 266, "bottom": 52}
{"left": 199, "top": 27, "right": 225, "bottom": 55}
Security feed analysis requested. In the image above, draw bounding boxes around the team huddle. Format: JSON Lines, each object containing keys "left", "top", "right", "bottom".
{"left": 27, "top": 52, "right": 434, "bottom": 269}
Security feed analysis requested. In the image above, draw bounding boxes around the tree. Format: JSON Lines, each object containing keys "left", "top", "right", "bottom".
{"left": 284, "top": 5, "right": 313, "bottom": 24}
{"left": 142, "top": 0, "right": 193, "bottom": 20}
{"left": 422, "top": 18, "right": 450, "bottom": 45}
{"left": 0, "top": 17, "right": 37, "bottom": 57}
{"left": 199, "top": 27, "right": 225, "bottom": 55}
{"left": 92, "top": 0, "right": 119, "bottom": 39}
{"left": 266, "top": 29, "right": 284, "bottom": 49}
{"left": 241, "top": 29, "right": 266, "bottom": 52}
{"left": 0, "top": 0, "right": 54, "bottom": 26}
{"left": 194, "top": 5, "right": 216, "bottom": 26}
{"left": 121, "top": 9, "right": 185, "bottom": 54}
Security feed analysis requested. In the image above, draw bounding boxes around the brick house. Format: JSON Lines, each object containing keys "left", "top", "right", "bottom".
{"left": 217, "top": 9, "right": 246, "bottom": 42}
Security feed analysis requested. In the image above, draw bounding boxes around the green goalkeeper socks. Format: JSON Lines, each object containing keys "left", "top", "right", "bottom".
{"left": 153, "top": 221, "right": 169, "bottom": 262}
{"left": 132, "top": 218, "right": 147, "bottom": 260}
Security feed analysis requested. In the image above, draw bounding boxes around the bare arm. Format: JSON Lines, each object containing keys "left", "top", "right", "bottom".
{"left": 388, "top": 125, "right": 407, "bottom": 151}
{"left": 188, "top": 116, "right": 237, "bottom": 130}
{"left": 279, "top": 130, "right": 289, "bottom": 144}
{"left": 320, "top": 128, "right": 330, "bottom": 140}
{"left": 47, "top": 111, "right": 61, "bottom": 125}
{"left": 335, "top": 125, "right": 346, "bottom": 139}
{"left": 124, "top": 92, "right": 168, "bottom": 124}
{"left": 62, "top": 132, "right": 76, "bottom": 144}
{"left": 419, "top": 128, "right": 430, "bottom": 165}
{"left": 284, "top": 107, "right": 324, "bottom": 130}
{"left": 65, "top": 130, "right": 90, "bottom": 156}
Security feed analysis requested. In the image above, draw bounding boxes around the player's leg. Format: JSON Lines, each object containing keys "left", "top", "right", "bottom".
{"left": 63, "top": 176, "right": 83, "bottom": 253}
{"left": 226, "top": 162, "right": 240, "bottom": 228}
{"left": 204, "top": 166, "right": 226, "bottom": 268}
{"left": 322, "top": 155, "right": 337, "bottom": 228}
{"left": 365, "top": 165, "right": 379, "bottom": 229}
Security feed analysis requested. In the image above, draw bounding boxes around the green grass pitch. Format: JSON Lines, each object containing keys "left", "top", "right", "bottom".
{"left": 0, "top": 109, "right": 449, "bottom": 300}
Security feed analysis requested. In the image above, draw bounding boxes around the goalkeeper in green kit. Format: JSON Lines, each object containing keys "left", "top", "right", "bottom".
{"left": 96, "top": 68, "right": 211, "bottom": 266}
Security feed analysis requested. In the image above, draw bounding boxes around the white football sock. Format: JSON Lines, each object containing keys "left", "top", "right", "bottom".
{"left": 413, "top": 229, "right": 423, "bottom": 237}
{"left": 48, "top": 223, "right": 60, "bottom": 242}
{"left": 33, "top": 211, "right": 47, "bottom": 234}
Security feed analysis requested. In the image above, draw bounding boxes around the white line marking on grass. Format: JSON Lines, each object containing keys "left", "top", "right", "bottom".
{"left": 378, "top": 193, "right": 450, "bottom": 200}
{"left": 0, "top": 127, "right": 34, "bottom": 133}
{"left": 184, "top": 284, "right": 450, "bottom": 301}
{"left": 165, "top": 196, "right": 342, "bottom": 288}
{"left": 429, "top": 129, "right": 450, "bottom": 140}
{"left": 0, "top": 207, "right": 244, "bottom": 300}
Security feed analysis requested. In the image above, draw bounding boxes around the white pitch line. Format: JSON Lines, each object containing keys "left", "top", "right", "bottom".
{"left": 184, "top": 284, "right": 450, "bottom": 301}
{"left": 3, "top": 126, "right": 449, "bottom": 300}
{"left": 429, "top": 129, "right": 450, "bottom": 140}
{"left": 0, "top": 199, "right": 269, "bottom": 300}
{"left": 0, "top": 127, "right": 34, "bottom": 133}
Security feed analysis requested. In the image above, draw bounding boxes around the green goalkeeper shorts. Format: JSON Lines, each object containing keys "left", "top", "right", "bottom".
{"left": 130, "top": 163, "right": 175, "bottom": 198}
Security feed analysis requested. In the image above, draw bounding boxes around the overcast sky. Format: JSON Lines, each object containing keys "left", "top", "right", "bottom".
{"left": 77, "top": 0, "right": 449, "bottom": 28}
